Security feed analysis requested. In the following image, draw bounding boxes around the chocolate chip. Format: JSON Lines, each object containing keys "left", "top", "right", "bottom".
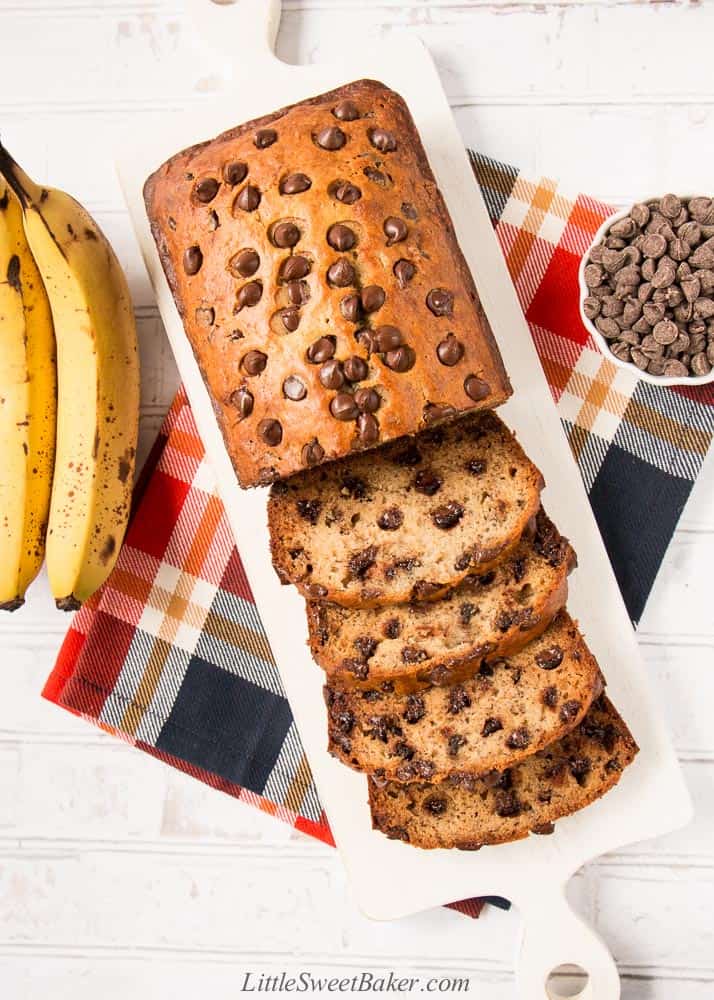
{"left": 401, "top": 202, "right": 418, "bottom": 220}
{"left": 254, "top": 128, "right": 277, "bottom": 148}
{"left": 301, "top": 439, "right": 324, "bottom": 467}
{"left": 207, "top": 210, "right": 219, "bottom": 231}
{"left": 283, "top": 375, "right": 306, "bottom": 401}
{"left": 383, "top": 618, "right": 401, "bottom": 639}
{"left": 481, "top": 717, "right": 503, "bottom": 737}
{"left": 393, "top": 259, "right": 416, "bottom": 287}
{"left": 229, "top": 386, "right": 253, "bottom": 419}
{"left": 327, "top": 257, "right": 355, "bottom": 287}
{"left": 364, "top": 166, "right": 391, "bottom": 187}
{"left": 258, "top": 419, "right": 282, "bottom": 446}
{"left": 319, "top": 359, "right": 345, "bottom": 390}
{"left": 448, "top": 734, "right": 466, "bottom": 757}
{"left": 315, "top": 126, "right": 346, "bottom": 150}
{"left": 296, "top": 499, "right": 321, "bottom": 524}
{"left": 230, "top": 248, "right": 260, "bottom": 278}
{"left": 183, "top": 246, "right": 203, "bottom": 275}
{"left": 447, "top": 685, "right": 471, "bottom": 714}
{"left": 373, "top": 325, "right": 403, "bottom": 352}
{"left": 506, "top": 726, "right": 530, "bottom": 750}
{"left": 331, "top": 180, "right": 361, "bottom": 205}
{"left": 280, "top": 255, "right": 310, "bottom": 281}
{"left": 464, "top": 375, "right": 491, "bottom": 402}
{"left": 341, "top": 294, "right": 362, "bottom": 322}
{"left": 241, "top": 349, "right": 267, "bottom": 375}
{"left": 423, "top": 796, "right": 447, "bottom": 816}
{"left": 235, "top": 185, "right": 261, "bottom": 212}
{"left": 344, "top": 356, "right": 368, "bottom": 382}
{"left": 361, "top": 285, "right": 386, "bottom": 313}
{"left": 535, "top": 645, "right": 564, "bottom": 670}
{"left": 354, "top": 387, "right": 379, "bottom": 411}
{"left": 466, "top": 459, "right": 486, "bottom": 475}
{"left": 495, "top": 790, "right": 522, "bottom": 818}
{"left": 413, "top": 470, "right": 442, "bottom": 496}
{"left": 286, "top": 280, "right": 309, "bottom": 305}
{"left": 280, "top": 307, "right": 300, "bottom": 333}
{"left": 542, "top": 685, "right": 558, "bottom": 708}
{"left": 570, "top": 757, "right": 591, "bottom": 786}
{"left": 307, "top": 336, "right": 336, "bottom": 363}
{"left": 195, "top": 177, "right": 219, "bottom": 203}
{"left": 327, "top": 224, "right": 356, "bottom": 251}
{"left": 423, "top": 403, "right": 456, "bottom": 425}
{"left": 384, "top": 216, "right": 408, "bottom": 246}
{"left": 431, "top": 501, "right": 464, "bottom": 530}
{"left": 236, "top": 281, "right": 262, "bottom": 310}
{"left": 330, "top": 393, "right": 359, "bottom": 421}
{"left": 280, "top": 172, "right": 311, "bottom": 195}
{"left": 368, "top": 128, "right": 397, "bottom": 152}
{"left": 426, "top": 288, "right": 454, "bottom": 317}
{"left": 391, "top": 444, "right": 422, "bottom": 467}
{"left": 332, "top": 100, "right": 360, "bottom": 121}
{"left": 348, "top": 545, "right": 377, "bottom": 580}
{"left": 223, "top": 162, "right": 247, "bottom": 186}
{"left": 356, "top": 413, "right": 379, "bottom": 444}
{"left": 436, "top": 333, "right": 464, "bottom": 366}
{"left": 271, "top": 222, "right": 300, "bottom": 248}
{"left": 384, "top": 345, "right": 416, "bottom": 372}
{"left": 378, "top": 507, "right": 404, "bottom": 531}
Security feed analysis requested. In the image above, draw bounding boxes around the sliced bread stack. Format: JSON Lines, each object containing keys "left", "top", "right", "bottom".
{"left": 268, "top": 409, "right": 638, "bottom": 851}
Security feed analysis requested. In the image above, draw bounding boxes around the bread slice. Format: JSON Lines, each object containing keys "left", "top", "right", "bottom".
{"left": 269, "top": 411, "right": 544, "bottom": 608}
{"left": 308, "top": 509, "right": 575, "bottom": 692}
{"left": 369, "top": 695, "right": 638, "bottom": 850}
{"left": 325, "top": 611, "right": 604, "bottom": 782}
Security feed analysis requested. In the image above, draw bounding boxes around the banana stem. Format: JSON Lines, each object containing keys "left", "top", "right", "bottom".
{"left": 0, "top": 143, "right": 44, "bottom": 208}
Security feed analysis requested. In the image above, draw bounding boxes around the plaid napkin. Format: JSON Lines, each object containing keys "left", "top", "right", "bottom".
{"left": 43, "top": 154, "right": 714, "bottom": 919}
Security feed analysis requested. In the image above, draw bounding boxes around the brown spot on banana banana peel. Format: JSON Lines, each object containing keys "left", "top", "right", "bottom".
{"left": 99, "top": 535, "right": 116, "bottom": 565}
{"left": 93, "top": 429, "right": 100, "bottom": 459}
{"left": 7, "top": 254, "right": 20, "bottom": 290}
{"left": 118, "top": 450, "right": 133, "bottom": 484}
{"left": 0, "top": 190, "right": 8, "bottom": 210}
{"left": 56, "top": 595, "right": 81, "bottom": 612}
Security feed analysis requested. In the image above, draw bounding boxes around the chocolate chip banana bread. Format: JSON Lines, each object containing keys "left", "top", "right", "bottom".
{"left": 269, "top": 410, "right": 544, "bottom": 607}
{"left": 369, "top": 695, "right": 638, "bottom": 849}
{"left": 307, "top": 509, "right": 574, "bottom": 692}
{"left": 325, "top": 611, "right": 604, "bottom": 782}
{"left": 144, "top": 79, "right": 511, "bottom": 488}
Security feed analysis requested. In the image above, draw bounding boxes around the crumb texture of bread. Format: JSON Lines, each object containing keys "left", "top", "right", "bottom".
{"left": 325, "top": 611, "right": 604, "bottom": 782}
{"left": 369, "top": 695, "right": 638, "bottom": 849}
{"left": 268, "top": 410, "right": 544, "bottom": 607}
{"left": 143, "top": 79, "right": 511, "bottom": 488}
{"left": 307, "top": 508, "right": 574, "bottom": 691}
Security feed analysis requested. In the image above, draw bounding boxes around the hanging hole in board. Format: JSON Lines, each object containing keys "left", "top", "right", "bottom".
{"left": 546, "top": 964, "right": 590, "bottom": 999}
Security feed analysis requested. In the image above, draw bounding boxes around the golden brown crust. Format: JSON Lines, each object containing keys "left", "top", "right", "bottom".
{"left": 368, "top": 696, "right": 638, "bottom": 850}
{"left": 143, "top": 79, "right": 511, "bottom": 488}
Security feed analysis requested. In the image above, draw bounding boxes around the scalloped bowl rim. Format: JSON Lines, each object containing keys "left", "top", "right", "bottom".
{"left": 578, "top": 199, "right": 714, "bottom": 387}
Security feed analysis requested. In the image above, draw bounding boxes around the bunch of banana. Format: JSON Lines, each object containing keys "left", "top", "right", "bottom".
{"left": 0, "top": 181, "right": 56, "bottom": 610}
{"left": 0, "top": 145, "right": 140, "bottom": 611}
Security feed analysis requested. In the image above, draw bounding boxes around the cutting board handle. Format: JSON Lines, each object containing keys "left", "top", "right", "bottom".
{"left": 187, "top": 0, "right": 282, "bottom": 65}
{"left": 517, "top": 885, "right": 620, "bottom": 998}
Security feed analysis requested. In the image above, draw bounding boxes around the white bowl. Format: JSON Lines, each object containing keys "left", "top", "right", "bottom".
{"left": 578, "top": 198, "right": 714, "bottom": 387}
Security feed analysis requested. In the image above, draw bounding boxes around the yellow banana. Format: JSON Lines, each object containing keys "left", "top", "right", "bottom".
{"left": 0, "top": 145, "right": 140, "bottom": 610}
{"left": 0, "top": 181, "right": 56, "bottom": 611}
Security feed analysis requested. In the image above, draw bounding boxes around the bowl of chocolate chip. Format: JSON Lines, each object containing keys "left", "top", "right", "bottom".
{"left": 579, "top": 194, "right": 714, "bottom": 385}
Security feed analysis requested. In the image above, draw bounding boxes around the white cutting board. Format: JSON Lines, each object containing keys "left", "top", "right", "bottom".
{"left": 118, "top": 2, "right": 692, "bottom": 996}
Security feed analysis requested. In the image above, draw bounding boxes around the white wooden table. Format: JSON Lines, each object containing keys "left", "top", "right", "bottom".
{"left": 1, "top": 3, "right": 713, "bottom": 997}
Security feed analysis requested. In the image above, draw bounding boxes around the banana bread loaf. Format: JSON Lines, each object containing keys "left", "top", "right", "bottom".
{"left": 325, "top": 611, "right": 604, "bottom": 782}
{"left": 369, "top": 695, "right": 638, "bottom": 849}
{"left": 144, "top": 79, "right": 511, "bottom": 488}
{"left": 307, "top": 508, "right": 574, "bottom": 691}
{"left": 269, "top": 410, "right": 544, "bottom": 607}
